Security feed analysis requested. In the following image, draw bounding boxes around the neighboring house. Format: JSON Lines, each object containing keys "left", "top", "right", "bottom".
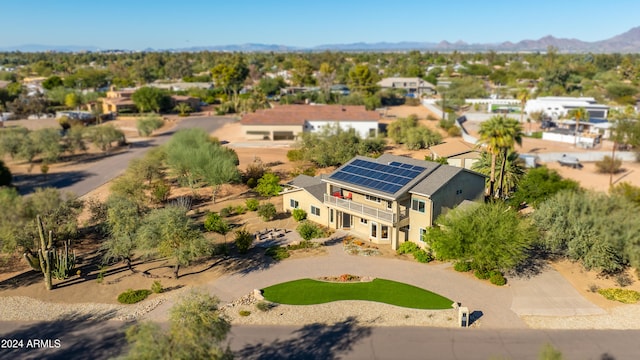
{"left": 148, "top": 81, "right": 212, "bottom": 91}
{"left": 240, "top": 104, "right": 380, "bottom": 140}
{"left": 377, "top": 77, "right": 436, "bottom": 97}
{"left": 282, "top": 154, "right": 486, "bottom": 250}
{"left": 428, "top": 140, "right": 481, "bottom": 170}
{"left": 101, "top": 86, "right": 137, "bottom": 114}
{"left": 170, "top": 95, "right": 201, "bottom": 112}
{"left": 524, "top": 96, "right": 609, "bottom": 120}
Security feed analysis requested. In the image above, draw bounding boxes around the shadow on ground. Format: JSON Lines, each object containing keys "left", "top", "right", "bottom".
{"left": 14, "top": 170, "right": 94, "bottom": 195}
{"left": 234, "top": 316, "right": 372, "bottom": 360}
{"left": 0, "top": 313, "right": 128, "bottom": 360}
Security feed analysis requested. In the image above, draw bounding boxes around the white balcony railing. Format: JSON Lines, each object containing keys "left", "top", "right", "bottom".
{"left": 324, "top": 194, "right": 396, "bottom": 223}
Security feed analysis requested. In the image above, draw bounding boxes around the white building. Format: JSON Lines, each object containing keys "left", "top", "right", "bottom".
{"left": 524, "top": 96, "right": 609, "bottom": 120}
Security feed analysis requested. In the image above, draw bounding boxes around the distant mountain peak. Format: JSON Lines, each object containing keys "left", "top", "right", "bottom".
{"left": 2, "top": 26, "right": 640, "bottom": 53}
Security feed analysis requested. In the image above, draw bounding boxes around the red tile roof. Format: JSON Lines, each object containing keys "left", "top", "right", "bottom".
{"left": 240, "top": 105, "right": 379, "bottom": 126}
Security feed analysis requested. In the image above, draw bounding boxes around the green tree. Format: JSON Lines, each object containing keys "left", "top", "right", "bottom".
{"left": 164, "top": 128, "right": 240, "bottom": 202}
{"left": 101, "top": 194, "right": 144, "bottom": 272}
{"left": 124, "top": 291, "right": 233, "bottom": 360}
{"left": 174, "top": 102, "right": 192, "bottom": 116}
{"left": 257, "top": 203, "right": 277, "bottom": 221}
{"left": 136, "top": 206, "right": 211, "bottom": 279}
{"left": 426, "top": 202, "right": 536, "bottom": 273}
{"left": 610, "top": 182, "right": 640, "bottom": 207}
{"left": 568, "top": 107, "right": 589, "bottom": 147}
{"left": 471, "top": 151, "right": 525, "bottom": 199}
{"left": 477, "top": 115, "right": 523, "bottom": 198}
{"left": 348, "top": 64, "right": 378, "bottom": 95}
{"left": 204, "top": 212, "right": 230, "bottom": 243}
{"left": 255, "top": 173, "right": 282, "bottom": 198}
{"left": 0, "top": 127, "right": 29, "bottom": 159}
{"left": 85, "top": 125, "right": 125, "bottom": 153}
{"left": 132, "top": 86, "right": 171, "bottom": 113}
{"left": 509, "top": 166, "right": 580, "bottom": 208}
{"left": 64, "top": 92, "right": 81, "bottom": 110}
{"left": 533, "top": 190, "right": 640, "bottom": 273}
{"left": 42, "top": 76, "right": 63, "bottom": 90}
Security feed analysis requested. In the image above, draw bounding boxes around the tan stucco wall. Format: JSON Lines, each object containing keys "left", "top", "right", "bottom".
{"left": 429, "top": 171, "right": 485, "bottom": 221}
{"left": 242, "top": 124, "right": 303, "bottom": 140}
{"left": 408, "top": 194, "right": 433, "bottom": 246}
{"left": 282, "top": 190, "right": 328, "bottom": 227}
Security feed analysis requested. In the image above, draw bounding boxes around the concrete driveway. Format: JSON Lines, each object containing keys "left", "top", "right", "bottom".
{"left": 146, "top": 232, "right": 602, "bottom": 329}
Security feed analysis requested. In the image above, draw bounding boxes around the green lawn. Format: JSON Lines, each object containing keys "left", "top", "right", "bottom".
{"left": 262, "top": 278, "right": 452, "bottom": 309}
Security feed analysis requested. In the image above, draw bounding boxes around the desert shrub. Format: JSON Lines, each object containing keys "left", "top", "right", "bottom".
{"left": 257, "top": 203, "right": 277, "bottom": 221}
{"left": 287, "top": 149, "right": 304, "bottom": 162}
{"left": 256, "top": 301, "right": 276, "bottom": 312}
{"left": 235, "top": 205, "right": 246, "bottom": 215}
{"left": 246, "top": 178, "right": 257, "bottom": 188}
{"left": 292, "top": 208, "right": 307, "bottom": 222}
{"left": 454, "top": 262, "right": 473, "bottom": 272}
{"left": 238, "top": 310, "right": 251, "bottom": 317}
{"left": 598, "top": 288, "right": 640, "bottom": 304}
{"left": 151, "top": 281, "right": 163, "bottom": 294}
{"left": 615, "top": 273, "right": 634, "bottom": 287}
{"left": 489, "top": 272, "right": 507, "bottom": 286}
{"left": 118, "top": 289, "right": 152, "bottom": 304}
{"left": 397, "top": 241, "right": 420, "bottom": 255}
{"left": 413, "top": 249, "right": 433, "bottom": 263}
{"left": 265, "top": 245, "right": 290, "bottom": 260}
{"left": 234, "top": 229, "right": 254, "bottom": 254}
{"left": 447, "top": 126, "right": 461, "bottom": 137}
{"left": 244, "top": 158, "right": 266, "bottom": 186}
{"left": 595, "top": 156, "right": 622, "bottom": 174}
{"left": 220, "top": 206, "right": 234, "bottom": 218}
{"left": 288, "top": 240, "right": 318, "bottom": 250}
{"left": 150, "top": 180, "right": 171, "bottom": 204}
{"left": 136, "top": 115, "right": 164, "bottom": 137}
{"left": 296, "top": 221, "right": 325, "bottom": 241}
{"left": 245, "top": 198, "right": 259, "bottom": 211}
{"left": 474, "top": 269, "right": 491, "bottom": 280}
{"left": 588, "top": 284, "right": 600, "bottom": 293}
{"left": 204, "top": 212, "right": 222, "bottom": 232}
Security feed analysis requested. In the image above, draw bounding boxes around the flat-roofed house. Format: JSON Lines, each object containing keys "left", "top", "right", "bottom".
{"left": 240, "top": 104, "right": 380, "bottom": 140}
{"left": 377, "top": 77, "right": 436, "bottom": 97}
{"left": 282, "top": 154, "right": 486, "bottom": 250}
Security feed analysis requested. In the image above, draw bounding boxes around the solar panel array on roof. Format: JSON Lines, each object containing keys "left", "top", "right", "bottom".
{"left": 328, "top": 159, "right": 425, "bottom": 194}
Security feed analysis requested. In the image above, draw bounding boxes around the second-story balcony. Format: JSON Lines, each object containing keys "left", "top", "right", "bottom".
{"left": 324, "top": 194, "right": 396, "bottom": 223}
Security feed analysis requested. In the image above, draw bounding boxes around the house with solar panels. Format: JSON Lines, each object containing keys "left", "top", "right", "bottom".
{"left": 282, "top": 154, "right": 486, "bottom": 250}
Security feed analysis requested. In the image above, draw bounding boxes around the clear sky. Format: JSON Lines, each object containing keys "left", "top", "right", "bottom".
{"left": 2, "top": 0, "right": 640, "bottom": 50}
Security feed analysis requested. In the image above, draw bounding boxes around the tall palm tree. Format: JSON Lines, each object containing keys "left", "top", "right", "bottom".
{"left": 471, "top": 151, "right": 525, "bottom": 198}
{"left": 477, "top": 115, "right": 523, "bottom": 198}
{"left": 517, "top": 88, "right": 530, "bottom": 130}
{"left": 568, "top": 107, "right": 589, "bottom": 147}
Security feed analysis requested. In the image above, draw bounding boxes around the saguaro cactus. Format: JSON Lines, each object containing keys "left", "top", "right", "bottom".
{"left": 51, "top": 240, "right": 76, "bottom": 280}
{"left": 23, "top": 215, "right": 54, "bottom": 290}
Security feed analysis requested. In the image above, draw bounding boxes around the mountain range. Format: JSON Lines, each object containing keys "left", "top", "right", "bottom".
{"left": 2, "top": 27, "right": 640, "bottom": 53}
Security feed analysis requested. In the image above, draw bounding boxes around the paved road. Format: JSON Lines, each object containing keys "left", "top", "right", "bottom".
{"left": 13, "top": 116, "right": 235, "bottom": 196}
{"left": 1, "top": 320, "right": 638, "bottom": 360}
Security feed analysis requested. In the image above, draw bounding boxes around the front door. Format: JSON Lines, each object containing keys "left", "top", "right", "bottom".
{"left": 370, "top": 221, "right": 378, "bottom": 239}
{"left": 342, "top": 212, "right": 351, "bottom": 229}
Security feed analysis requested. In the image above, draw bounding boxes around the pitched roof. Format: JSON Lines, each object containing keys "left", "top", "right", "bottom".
{"left": 428, "top": 140, "right": 478, "bottom": 158}
{"left": 240, "top": 104, "right": 379, "bottom": 126}
{"left": 409, "top": 166, "right": 464, "bottom": 197}
{"left": 286, "top": 174, "right": 326, "bottom": 202}
{"left": 323, "top": 154, "right": 441, "bottom": 200}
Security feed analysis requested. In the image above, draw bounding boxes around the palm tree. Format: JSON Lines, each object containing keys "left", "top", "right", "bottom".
{"left": 174, "top": 102, "right": 192, "bottom": 116}
{"left": 477, "top": 115, "right": 523, "bottom": 198}
{"left": 516, "top": 88, "right": 530, "bottom": 129}
{"left": 568, "top": 107, "right": 589, "bottom": 147}
{"left": 471, "top": 151, "right": 525, "bottom": 198}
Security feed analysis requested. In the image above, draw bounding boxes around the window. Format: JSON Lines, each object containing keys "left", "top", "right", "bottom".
{"left": 456, "top": 189, "right": 463, "bottom": 195}
{"left": 411, "top": 199, "right": 426, "bottom": 213}
{"left": 381, "top": 225, "right": 389, "bottom": 240}
{"left": 330, "top": 209, "right": 334, "bottom": 223}
{"left": 368, "top": 128, "right": 377, "bottom": 137}
{"left": 419, "top": 228, "right": 426, "bottom": 242}
{"left": 370, "top": 222, "right": 378, "bottom": 238}
{"left": 290, "top": 199, "right": 299, "bottom": 208}
{"left": 310, "top": 205, "right": 320, "bottom": 216}
{"left": 365, "top": 194, "right": 380, "bottom": 203}
{"left": 360, "top": 218, "right": 368, "bottom": 225}
{"left": 387, "top": 201, "right": 392, "bottom": 210}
